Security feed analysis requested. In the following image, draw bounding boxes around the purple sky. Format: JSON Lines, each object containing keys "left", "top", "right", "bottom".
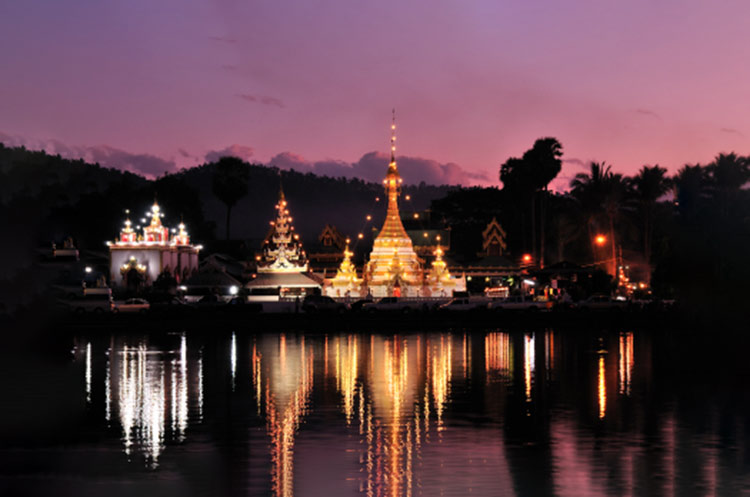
{"left": 1, "top": 0, "right": 749, "bottom": 189}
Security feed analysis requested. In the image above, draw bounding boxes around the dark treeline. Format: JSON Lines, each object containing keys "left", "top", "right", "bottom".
{"left": 0, "top": 143, "right": 450, "bottom": 273}
{"left": 1, "top": 140, "right": 749, "bottom": 315}
{"left": 432, "top": 139, "right": 750, "bottom": 312}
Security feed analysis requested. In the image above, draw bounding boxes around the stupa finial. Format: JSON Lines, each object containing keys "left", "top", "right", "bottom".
{"left": 390, "top": 108, "right": 397, "bottom": 166}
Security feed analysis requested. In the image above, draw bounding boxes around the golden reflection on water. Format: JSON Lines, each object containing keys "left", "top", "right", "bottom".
{"left": 524, "top": 333, "right": 535, "bottom": 402}
{"left": 334, "top": 335, "right": 358, "bottom": 423}
{"left": 71, "top": 331, "right": 750, "bottom": 496}
{"left": 598, "top": 353, "right": 607, "bottom": 419}
{"left": 619, "top": 332, "right": 634, "bottom": 396}
{"left": 254, "top": 335, "right": 314, "bottom": 497}
{"left": 485, "top": 332, "right": 512, "bottom": 382}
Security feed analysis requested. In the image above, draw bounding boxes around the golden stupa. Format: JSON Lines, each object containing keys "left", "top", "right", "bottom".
{"left": 364, "top": 112, "right": 423, "bottom": 297}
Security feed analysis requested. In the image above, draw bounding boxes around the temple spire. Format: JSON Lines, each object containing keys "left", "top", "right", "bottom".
{"left": 390, "top": 108, "right": 397, "bottom": 165}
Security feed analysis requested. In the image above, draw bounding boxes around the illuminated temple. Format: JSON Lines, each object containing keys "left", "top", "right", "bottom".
{"left": 108, "top": 201, "right": 200, "bottom": 287}
{"left": 328, "top": 114, "right": 464, "bottom": 297}
{"left": 246, "top": 187, "right": 321, "bottom": 297}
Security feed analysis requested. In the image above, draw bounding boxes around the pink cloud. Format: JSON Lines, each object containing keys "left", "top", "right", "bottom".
{"left": 0, "top": 131, "right": 175, "bottom": 178}
{"left": 204, "top": 144, "right": 255, "bottom": 163}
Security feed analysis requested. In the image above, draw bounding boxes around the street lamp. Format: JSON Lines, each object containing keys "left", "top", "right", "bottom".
{"left": 522, "top": 253, "right": 532, "bottom": 263}
{"left": 595, "top": 234, "right": 607, "bottom": 246}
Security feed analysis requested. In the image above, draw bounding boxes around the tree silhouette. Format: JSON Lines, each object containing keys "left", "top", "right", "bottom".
{"left": 522, "top": 138, "right": 562, "bottom": 267}
{"left": 500, "top": 138, "right": 562, "bottom": 266}
{"left": 631, "top": 165, "right": 671, "bottom": 263}
{"left": 211, "top": 157, "right": 250, "bottom": 240}
{"left": 570, "top": 161, "right": 630, "bottom": 275}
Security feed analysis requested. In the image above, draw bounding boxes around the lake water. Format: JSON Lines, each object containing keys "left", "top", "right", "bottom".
{"left": 2, "top": 328, "right": 749, "bottom": 496}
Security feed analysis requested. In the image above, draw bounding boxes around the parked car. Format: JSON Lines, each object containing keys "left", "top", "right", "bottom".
{"left": 438, "top": 297, "right": 490, "bottom": 312}
{"left": 576, "top": 294, "right": 628, "bottom": 311}
{"left": 65, "top": 293, "right": 115, "bottom": 314}
{"left": 302, "top": 295, "right": 349, "bottom": 313}
{"left": 114, "top": 298, "right": 150, "bottom": 313}
{"left": 350, "top": 298, "right": 374, "bottom": 312}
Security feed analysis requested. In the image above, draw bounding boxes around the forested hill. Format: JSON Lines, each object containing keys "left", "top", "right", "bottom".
{"left": 0, "top": 143, "right": 457, "bottom": 253}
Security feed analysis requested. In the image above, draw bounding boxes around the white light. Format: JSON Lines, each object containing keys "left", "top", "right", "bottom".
{"left": 229, "top": 285, "right": 238, "bottom": 295}
{"left": 85, "top": 266, "right": 92, "bottom": 273}
{"left": 523, "top": 279, "right": 536, "bottom": 286}
{"left": 178, "top": 285, "right": 187, "bottom": 291}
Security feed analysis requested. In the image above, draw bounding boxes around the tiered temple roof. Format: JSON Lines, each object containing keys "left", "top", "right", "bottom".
{"left": 258, "top": 188, "right": 308, "bottom": 273}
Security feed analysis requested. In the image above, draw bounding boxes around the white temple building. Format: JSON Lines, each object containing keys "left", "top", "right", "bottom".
{"left": 108, "top": 202, "right": 201, "bottom": 288}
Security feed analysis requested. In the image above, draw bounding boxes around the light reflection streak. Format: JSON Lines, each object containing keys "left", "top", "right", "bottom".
{"left": 431, "top": 336, "right": 452, "bottom": 431}
{"left": 99, "top": 338, "right": 198, "bottom": 467}
{"left": 334, "top": 335, "right": 358, "bottom": 423}
{"left": 598, "top": 354, "right": 606, "bottom": 419}
{"left": 524, "top": 334, "right": 535, "bottom": 402}
{"left": 252, "top": 341, "right": 262, "bottom": 415}
{"left": 197, "top": 350, "right": 204, "bottom": 423}
{"left": 485, "top": 332, "right": 512, "bottom": 383}
{"left": 255, "top": 335, "right": 314, "bottom": 497}
{"left": 231, "top": 332, "right": 237, "bottom": 390}
{"left": 105, "top": 348, "right": 111, "bottom": 422}
{"left": 618, "top": 332, "right": 634, "bottom": 396}
{"left": 85, "top": 342, "right": 92, "bottom": 403}
{"left": 545, "top": 331, "right": 554, "bottom": 379}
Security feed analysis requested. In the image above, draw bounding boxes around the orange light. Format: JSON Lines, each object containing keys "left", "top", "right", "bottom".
{"left": 522, "top": 254, "right": 532, "bottom": 263}
{"left": 413, "top": 213, "right": 419, "bottom": 219}
{"left": 595, "top": 235, "right": 607, "bottom": 246}
{"left": 366, "top": 215, "right": 372, "bottom": 221}
{"left": 358, "top": 233, "right": 364, "bottom": 239}
{"left": 405, "top": 195, "right": 411, "bottom": 201}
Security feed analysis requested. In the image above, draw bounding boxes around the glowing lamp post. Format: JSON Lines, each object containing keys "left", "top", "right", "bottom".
{"left": 595, "top": 234, "right": 607, "bottom": 246}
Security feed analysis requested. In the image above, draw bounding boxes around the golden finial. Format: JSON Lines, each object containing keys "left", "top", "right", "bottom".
{"left": 390, "top": 108, "right": 397, "bottom": 165}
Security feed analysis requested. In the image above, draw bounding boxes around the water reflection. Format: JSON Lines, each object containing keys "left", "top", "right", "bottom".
{"left": 68, "top": 330, "right": 750, "bottom": 496}
{"left": 79, "top": 334, "right": 200, "bottom": 467}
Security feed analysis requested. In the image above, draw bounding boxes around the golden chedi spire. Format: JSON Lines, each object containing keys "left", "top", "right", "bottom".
{"left": 330, "top": 238, "right": 362, "bottom": 295}
{"left": 364, "top": 110, "right": 423, "bottom": 297}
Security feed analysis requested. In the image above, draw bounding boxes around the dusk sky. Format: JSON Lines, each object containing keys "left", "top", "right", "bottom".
{"left": 1, "top": 0, "right": 749, "bottom": 188}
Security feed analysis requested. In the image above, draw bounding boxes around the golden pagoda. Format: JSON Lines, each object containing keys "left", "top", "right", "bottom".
{"left": 329, "top": 238, "right": 362, "bottom": 296}
{"left": 425, "top": 242, "right": 456, "bottom": 296}
{"left": 364, "top": 111, "right": 423, "bottom": 297}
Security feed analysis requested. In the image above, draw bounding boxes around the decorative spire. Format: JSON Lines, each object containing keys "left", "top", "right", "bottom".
{"left": 259, "top": 187, "right": 308, "bottom": 273}
{"left": 390, "top": 108, "right": 397, "bottom": 165}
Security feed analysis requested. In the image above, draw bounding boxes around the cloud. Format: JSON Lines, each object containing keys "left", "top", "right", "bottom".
{"left": 720, "top": 127, "right": 744, "bottom": 136}
{"left": 269, "top": 150, "right": 490, "bottom": 186}
{"left": 178, "top": 148, "right": 192, "bottom": 158}
{"left": 635, "top": 108, "right": 662, "bottom": 120}
{"left": 205, "top": 144, "right": 255, "bottom": 163}
{"left": 209, "top": 35, "right": 237, "bottom": 44}
{"left": 221, "top": 64, "right": 238, "bottom": 71}
{"left": 0, "top": 131, "right": 175, "bottom": 178}
{"left": 236, "top": 93, "right": 285, "bottom": 108}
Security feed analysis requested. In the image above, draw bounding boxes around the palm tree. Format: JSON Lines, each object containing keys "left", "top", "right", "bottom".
{"left": 211, "top": 157, "right": 250, "bottom": 240}
{"left": 631, "top": 165, "right": 671, "bottom": 263}
{"left": 707, "top": 153, "right": 750, "bottom": 218}
{"left": 523, "top": 137, "right": 563, "bottom": 268}
{"left": 570, "top": 162, "right": 629, "bottom": 277}
{"left": 570, "top": 161, "right": 611, "bottom": 253}
{"left": 673, "top": 164, "right": 708, "bottom": 221}
{"left": 499, "top": 137, "right": 563, "bottom": 266}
